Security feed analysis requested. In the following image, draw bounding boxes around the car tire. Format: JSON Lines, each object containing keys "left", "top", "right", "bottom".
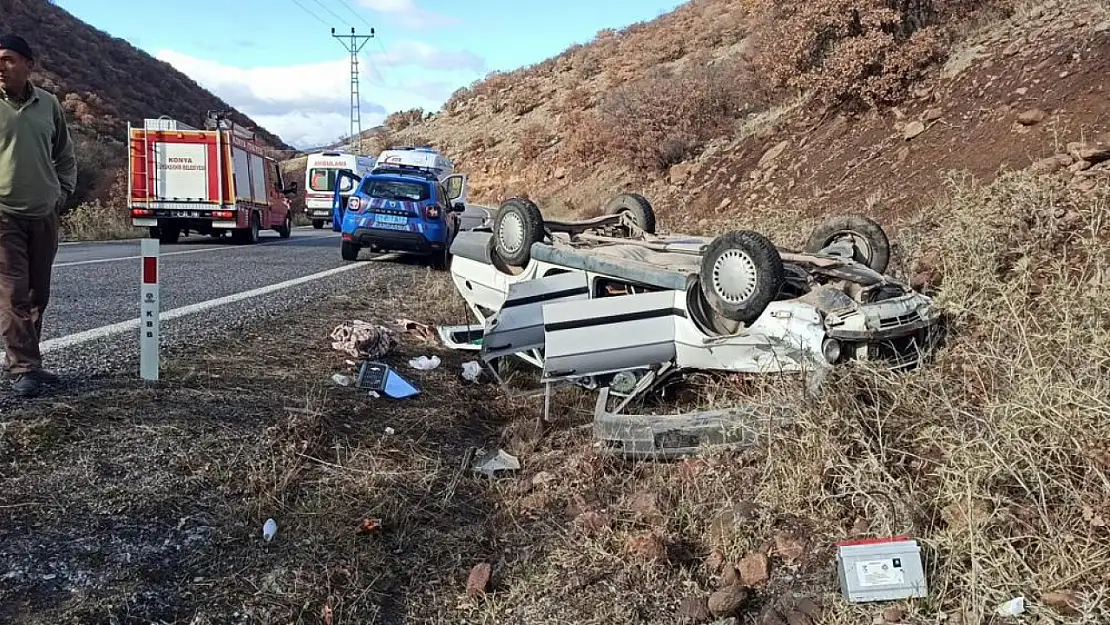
{"left": 493, "top": 196, "right": 544, "bottom": 267}
{"left": 603, "top": 192, "right": 656, "bottom": 234}
{"left": 313, "top": 220, "right": 324, "bottom": 229}
{"left": 804, "top": 215, "right": 890, "bottom": 274}
{"left": 698, "top": 230, "right": 785, "bottom": 325}
{"left": 341, "top": 241, "right": 360, "bottom": 261}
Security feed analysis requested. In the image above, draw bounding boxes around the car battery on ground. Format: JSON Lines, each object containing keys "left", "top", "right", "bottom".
{"left": 836, "top": 535, "right": 927, "bottom": 603}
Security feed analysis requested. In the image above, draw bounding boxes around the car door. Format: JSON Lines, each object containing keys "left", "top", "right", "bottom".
{"left": 443, "top": 174, "right": 468, "bottom": 205}
{"left": 332, "top": 169, "right": 362, "bottom": 232}
{"left": 541, "top": 289, "right": 684, "bottom": 382}
{"left": 480, "top": 270, "right": 590, "bottom": 362}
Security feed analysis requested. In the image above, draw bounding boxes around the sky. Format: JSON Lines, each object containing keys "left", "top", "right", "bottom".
{"left": 53, "top": 0, "right": 689, "bottom": 149}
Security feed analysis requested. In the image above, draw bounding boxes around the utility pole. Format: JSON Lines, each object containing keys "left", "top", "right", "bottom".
{"left": 331, "top": 26, "right": 374, "bottom": 156}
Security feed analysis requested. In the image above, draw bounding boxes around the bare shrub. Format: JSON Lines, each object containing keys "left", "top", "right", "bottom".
{"left": 744, "top": 0, "right": 1014, "bottom": 110}
{"left": 383, "top": 108, "right": 425, "bottom": 132}
{"left": 593, "top": 60, "right": 749, "bottom": 172}
{"left": 516, "top": 124, "right": 554, "bottom": 160}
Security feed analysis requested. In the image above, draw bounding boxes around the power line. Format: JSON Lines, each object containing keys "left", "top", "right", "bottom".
{"left": 287, "top": 0, "right": 331, "bottom": 27}
{"left": 333, "top": 0, "right": 376, "bottom": 30}
{"left": 306, "top": 0, "right": 352, "bottom": 26}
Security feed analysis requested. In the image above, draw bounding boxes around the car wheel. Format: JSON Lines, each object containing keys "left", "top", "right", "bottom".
{"left": 493, "top": 196, "right": 544, "bottom": 267}
{"left": 341, "top": 241, "right": 360, "bottom": 261}
{"left": 698, "top": 230, "right": 785, "bottom": 325}
{"left": 603, "top": 192, "right": 656, "bottom": 234}
{"left": 313, "top": 220, "right": 324, "bottom": 229}
{"left": 804, "top": 215, "right": 890, "bottom": 274}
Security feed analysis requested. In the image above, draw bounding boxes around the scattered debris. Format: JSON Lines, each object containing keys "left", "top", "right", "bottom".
{"left": 384, "top": 426, "right": 395, "bottom": 435}
{"left": 395, "top": 318, "right": 436, "bottom": 343}
{"left": 470, "top": 448, "right": 520, "bottom": 478}
{"left": 461, "top": 361, "right": 482, "bottom": 382}
{"left": 466, "top": 562, "right": 492, "bottom": 598}
{"left": 356, "top": 361, "right": 421, "bottom": 399}
{"left": 408, "top": 355, "right": 441, "bottom": 370}
{"left": 262, "top": 518, "right": 277, "bottom": 542}
{"left": 331, "top": 373, "right": 352, "bottom": 387}
{"left": 330, "top": 321, "right": 398, "bottom": 359}
{"left": 995, "top": 596, "right": 1025, "bottom": 617}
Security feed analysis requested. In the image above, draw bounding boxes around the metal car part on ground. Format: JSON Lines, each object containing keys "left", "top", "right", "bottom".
{"left": 437, "top": 193, "right": 942, "bottom": 459}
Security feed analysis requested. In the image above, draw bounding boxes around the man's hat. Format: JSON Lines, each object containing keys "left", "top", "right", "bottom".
{"left": 0, "top": 35, "right": 34, "bottom": 61}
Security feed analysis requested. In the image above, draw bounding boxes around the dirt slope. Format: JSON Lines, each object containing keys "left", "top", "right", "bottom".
{"left": 384, "top": 0, "right": 1109, "bottom": 233}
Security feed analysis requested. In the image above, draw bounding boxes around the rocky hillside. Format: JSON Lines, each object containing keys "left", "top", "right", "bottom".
{"left": 384, "top": 0, "right": 1109, "bottom": 239}
{"left": 0, "top": 0, "right": 294, "bottom": 209}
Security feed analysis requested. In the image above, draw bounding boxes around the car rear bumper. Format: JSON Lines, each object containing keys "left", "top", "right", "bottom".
{"left": 347, "top": 227, "right": 445, "bottom": 254}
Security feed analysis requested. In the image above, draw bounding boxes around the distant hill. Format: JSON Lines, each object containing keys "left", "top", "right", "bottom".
{"left": 0, "top": 0, "right": 295, "bottom": 209}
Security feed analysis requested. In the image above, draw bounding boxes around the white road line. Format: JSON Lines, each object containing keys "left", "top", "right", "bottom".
{"left": 40, "top": 262, "right": 371, "bottom": 355}
{"left": 53, "top": 231, "right": 333, "bottom": 267}
{"left": 54, "top": 246, "right": 240, "bottom": 267}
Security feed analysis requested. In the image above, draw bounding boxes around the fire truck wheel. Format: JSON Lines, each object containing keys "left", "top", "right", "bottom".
{"left": 158, "top": 226, "right": 180, "bottom": 245}
{"left": 341, "top": 241, "right": 360, "bottom": 261}
{"left": 277, "top": 213, "right": 292, "bottom": 239}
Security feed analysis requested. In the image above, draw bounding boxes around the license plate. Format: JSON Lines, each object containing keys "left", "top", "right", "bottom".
{"left": 373, "top": 214, "right": 407, "bottom": 226}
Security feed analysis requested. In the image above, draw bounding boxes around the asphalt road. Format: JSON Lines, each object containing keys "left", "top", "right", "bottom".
{"left": 0, "top": 205, "right": 494, "bottom": 403}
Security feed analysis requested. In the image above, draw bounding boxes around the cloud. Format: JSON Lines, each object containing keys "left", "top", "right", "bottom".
{"left": 155, "top": 48, "right": 473, "bottom": 149}
{"left": 369, "top": 40, "right": 486, "bottom": 73}
{"left": 356, "top": 0, "right": 459, "bottom": 29}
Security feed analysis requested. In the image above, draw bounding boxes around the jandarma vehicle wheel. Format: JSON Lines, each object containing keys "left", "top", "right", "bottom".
{"left": 493, "top": 196, "right": 544, "bottom": 267}
{"left": 804, "top": 214, "right": 891, "bottom": 274}
{"left": 603, "top": 192, "right": 656, "bottom": 234}
{"left": 699, "top": 230, "right": 785, "bottom": 325}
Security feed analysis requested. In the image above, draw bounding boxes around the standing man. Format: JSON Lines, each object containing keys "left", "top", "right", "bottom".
{"left": 0, "top": 34, "right": 76, "bottom": 397}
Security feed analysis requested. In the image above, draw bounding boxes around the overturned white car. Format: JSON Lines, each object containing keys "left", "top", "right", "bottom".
{"left": 438, "top": 193, "right": 941, "bottom": 458}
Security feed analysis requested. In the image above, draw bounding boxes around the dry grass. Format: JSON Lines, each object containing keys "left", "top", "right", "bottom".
{"left": 61, "top": 200, "right": 141, "bottom": 241}
{"left": 6, "top": 172, "right": 1110, "bottom": 623}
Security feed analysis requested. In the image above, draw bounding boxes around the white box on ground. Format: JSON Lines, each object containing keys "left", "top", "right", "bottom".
{"left": 836, "top": 535, "right": 927, "bottom": 603}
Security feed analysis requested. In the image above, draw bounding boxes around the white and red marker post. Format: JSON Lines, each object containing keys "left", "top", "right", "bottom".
{"left": 140, "top": 238, "right": 160, "bottom": 381}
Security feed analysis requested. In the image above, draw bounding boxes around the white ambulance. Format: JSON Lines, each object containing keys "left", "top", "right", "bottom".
{"left": 304, "top": 150, "right": 376, "bottom": 229}
{"left": 371, "top": 146, "right": 466, "bottom": 205}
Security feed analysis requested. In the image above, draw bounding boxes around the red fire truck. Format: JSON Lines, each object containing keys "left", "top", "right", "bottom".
{"left": 127, "top": 114, "right": 298, "bottom": 244}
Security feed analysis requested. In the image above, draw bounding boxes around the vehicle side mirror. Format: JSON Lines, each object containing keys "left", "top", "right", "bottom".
{"left": 451, "top": 201, "right": 466, "bottom": 212}
{"left": 282, "top": 181, "right": 299, "bottom": 195}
